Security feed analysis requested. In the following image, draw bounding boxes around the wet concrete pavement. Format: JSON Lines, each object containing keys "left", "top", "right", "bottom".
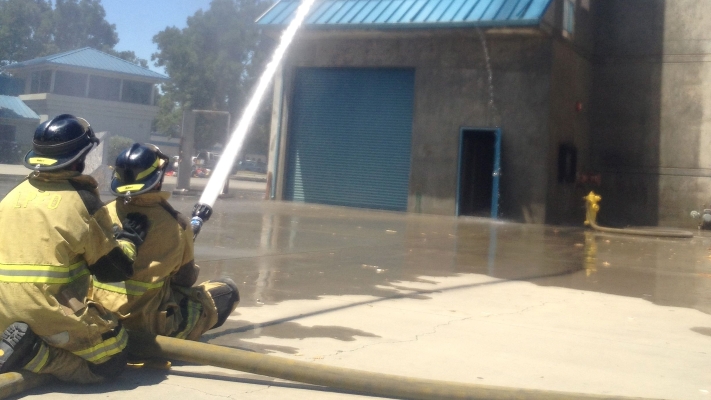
{"left": 0, "top": 166, "right": 710, "bottom": 399}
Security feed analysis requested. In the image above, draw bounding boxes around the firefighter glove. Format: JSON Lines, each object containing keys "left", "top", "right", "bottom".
{"left": 114, "top": 212, "right": 149, "bottom": 247}
{"left": 88, "top": 247, "right": 135, "bottom": 282}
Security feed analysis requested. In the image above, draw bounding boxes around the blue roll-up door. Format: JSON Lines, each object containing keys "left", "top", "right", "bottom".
{"left": 285, "top": 68, "right": 414, "bottom": 211}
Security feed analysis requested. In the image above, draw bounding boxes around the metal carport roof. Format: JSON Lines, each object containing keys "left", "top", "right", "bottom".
{"left": 0, "top": 96, "right": 40, "bottom": 120}
{"left": 3, "top": 48, "right": 168, "bottom": 82}
{"left": 257, "top": 0, "right": 553, "bottom": 28}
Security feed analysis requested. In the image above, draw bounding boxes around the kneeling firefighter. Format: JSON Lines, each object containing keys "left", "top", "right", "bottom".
{"left": 0, "top": 114, "right": 148, "bottom": 383}
{"left": 93, "top": 143, "right": 239, "bottom": 348}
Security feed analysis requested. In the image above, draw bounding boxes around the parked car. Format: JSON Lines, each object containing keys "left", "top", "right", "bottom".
{"left": 236, "top": 159, "right": 267, "bottom": 173}
{"left": 192, "top": 164, "right": 210, "bottom": 178}
{"left": 194, "top": 150, "right": 220, "bottom": 169}
{"left": 164, "top": 156, "right": 179, "bottom": 176}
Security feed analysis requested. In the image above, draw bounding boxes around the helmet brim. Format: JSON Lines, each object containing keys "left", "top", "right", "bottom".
{"left": 110, "top": 168, "right": 164, "bottom": 197}
{"left": 23, "top": 142, "right": 96, "bottom": 171}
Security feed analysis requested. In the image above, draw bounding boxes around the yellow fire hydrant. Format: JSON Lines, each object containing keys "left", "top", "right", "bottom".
{"left": 583, "top": 191, "right": 602, "bottom": 227}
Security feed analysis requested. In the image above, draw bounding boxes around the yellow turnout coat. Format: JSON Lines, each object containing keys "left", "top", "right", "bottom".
{"left": 94, "top": 191, "right": 219, "bottom": 340}
{"left": 0, "top": 171, "right": 136, "bottom": 383}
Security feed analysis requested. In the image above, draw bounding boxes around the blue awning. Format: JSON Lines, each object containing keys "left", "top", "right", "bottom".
{"left": 0, "top": 96, "right": 40, "bottom": 120}
{"left": 257, "top": 0, "right": 553, "bottom": 29}
{"left": 4, "top": 48, "right": 168, "bottom": 82}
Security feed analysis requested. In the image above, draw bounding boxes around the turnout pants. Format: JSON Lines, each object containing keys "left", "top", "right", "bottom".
{"left": 139, "top": 280, "right": 228, "bottom": 341}
{"left": 0, "top": 283, "right": 127, "bottom": 384}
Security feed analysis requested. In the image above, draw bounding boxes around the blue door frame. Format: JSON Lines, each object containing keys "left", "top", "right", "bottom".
{"left": 456, "top": 127, "right": 501, "bottom": 218}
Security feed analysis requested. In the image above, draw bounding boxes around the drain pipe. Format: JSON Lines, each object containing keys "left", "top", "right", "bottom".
{"left": 0, "top": 333, "right": 665, "bottom": 400}
{"left": 584, "top": 191, "right": 693, "bottom": 238}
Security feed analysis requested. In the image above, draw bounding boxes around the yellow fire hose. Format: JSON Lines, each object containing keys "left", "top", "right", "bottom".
{"left": 0, "top": 370, "right": 53, "bottom": 399}
{"left": 584, "top": 191, "right": 693, "bottom": 238}
{"left": 133, "top": 334, "right": 629, "bottom": 400}
{"left": 0, "top": 333, "right": 664, "bottom": 400}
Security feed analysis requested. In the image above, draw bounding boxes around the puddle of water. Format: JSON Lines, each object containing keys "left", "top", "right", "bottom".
{"left": 190, "top": 199, "right": 711, "bottom": 316}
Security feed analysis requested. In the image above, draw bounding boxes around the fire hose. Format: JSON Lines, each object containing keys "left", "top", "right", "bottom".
{"left": 0, "top": 333, "right": 665, "bottom": 400}
{"left": 584, "top": 191, "right": 693, "bottom": 238}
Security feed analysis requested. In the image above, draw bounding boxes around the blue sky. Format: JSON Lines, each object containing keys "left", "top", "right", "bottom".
{"left": 102, "top": 0, "right": 214, "bottom": 74}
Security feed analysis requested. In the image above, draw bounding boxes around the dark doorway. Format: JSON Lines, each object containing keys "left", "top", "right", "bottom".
{"left": 457, "top": 128, "right": 500, "bottom": 217}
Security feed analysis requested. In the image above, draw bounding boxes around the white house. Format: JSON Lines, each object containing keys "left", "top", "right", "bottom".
{"left": 2, "top": 47, "right": 168, "bottom": 144}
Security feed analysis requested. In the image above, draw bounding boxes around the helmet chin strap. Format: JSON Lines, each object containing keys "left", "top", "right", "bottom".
{"left": 33, "top": 165, "right": 41, "bottom": 177}
{"left": 124, "top": 191, "right": 132, "bottom": 205}
{"left": 74, "top": 160, "right": 85, "bottom": 174}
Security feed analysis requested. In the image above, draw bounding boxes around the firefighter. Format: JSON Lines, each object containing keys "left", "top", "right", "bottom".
{"left": 93, "top": 143, "right": 239, "bottom": 346}
{"left": 0, "top": 114, "right": 148, "bottom": 383}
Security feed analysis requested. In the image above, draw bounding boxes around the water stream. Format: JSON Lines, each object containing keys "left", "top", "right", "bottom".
{"left": 476, "top": 28, "right": 499, "bottom": 127}
{"left": 198, "top": 0, "right": 317, "bottom": 208}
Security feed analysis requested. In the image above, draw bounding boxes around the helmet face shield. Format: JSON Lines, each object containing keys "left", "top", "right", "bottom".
{"left": 23, "top": 114, "right": 98, "bottom": 171}
{"left": 111, "top": 143, "right": 169, "bottom": 197}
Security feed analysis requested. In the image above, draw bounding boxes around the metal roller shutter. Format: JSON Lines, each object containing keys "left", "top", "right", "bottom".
{"left": 285, "top": 68, "right": 414, "bottom": 211}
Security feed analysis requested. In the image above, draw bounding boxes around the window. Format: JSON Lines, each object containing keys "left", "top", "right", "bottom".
{"left": 121, "top": 80, "right": 152, "bottom": 105}
{"left": 54, "top": 71, "right": 88, "bottom": 97}
{"left": 563, "top": 0, "right": 575, "bottom": 37}
{"left": 0, "top": 75, "right": 24, "bottom": 96}
{"left": 30, "top": 70, "right": 52, "bottom": 93}
{"left": 88, "top": 75, "right": 121, "bottom": 101}
{"left": 558, "top": 143, "right": 577, "bottom": 184}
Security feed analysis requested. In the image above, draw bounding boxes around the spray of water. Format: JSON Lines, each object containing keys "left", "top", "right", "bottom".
{"left": 476, "top": 28, "right": 499, "bottom": 127}
{"left": 198, "top": 0, "right": 316, "bottom": 208}
{"left": 476, "top": 28, "right": 502, "bottom": 218}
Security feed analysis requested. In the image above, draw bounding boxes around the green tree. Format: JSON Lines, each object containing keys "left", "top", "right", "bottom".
{"left": 152, "top": 92, "right": 183, "bottom": 137}
{"left": 0, "top": 0, "right": 146, "bottom": 67}
{"left": 0, "top": 0, "right": 53, "bottom": 66}
{"left": 49, "top": 0, "right": 117, "bottom": 53}
{"left": 152, "top": 0, "right": 273, "bottom": 153}
{"left": 109, "top": 49, "right": 148, "bottom": 68}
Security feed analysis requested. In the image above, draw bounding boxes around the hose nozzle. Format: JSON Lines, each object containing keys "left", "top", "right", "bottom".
{"left": 191, "top": 203, "right": 213, "bottom": 240}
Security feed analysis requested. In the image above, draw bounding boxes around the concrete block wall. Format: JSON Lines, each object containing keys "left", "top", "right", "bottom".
{"left": 658, "top": 0, "right": 711, "bottom": 227}
{"left": 545, "top": 40, "right": 593, "bottom": 226}
{"left": 276, "top": 32, "right": 553, "bottom": 222}
{"left": 591, "top": 0, "right": 711, "bottom": 228}
{"left": 537, "top": 0, "right": 596, "bottom": 226}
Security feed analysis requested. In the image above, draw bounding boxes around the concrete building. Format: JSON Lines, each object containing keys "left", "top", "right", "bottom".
{"left": 590, "top": 1, "right": 711, "bottom": 229}
{"left": 257, "top": 0, "right": 711, "bottom": 228}
{"left": 2, "top": 47, "right": 168, "bottom": 144}
{"left": 258, "top": 0, "right": 589, "bottom": 224}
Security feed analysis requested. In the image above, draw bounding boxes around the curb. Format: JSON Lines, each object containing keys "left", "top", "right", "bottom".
{"left": 231, "top": 176, "right": 267, "bottom": 183}
{"left": 0, "top": 174, "right": 25, "bottom": 183}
